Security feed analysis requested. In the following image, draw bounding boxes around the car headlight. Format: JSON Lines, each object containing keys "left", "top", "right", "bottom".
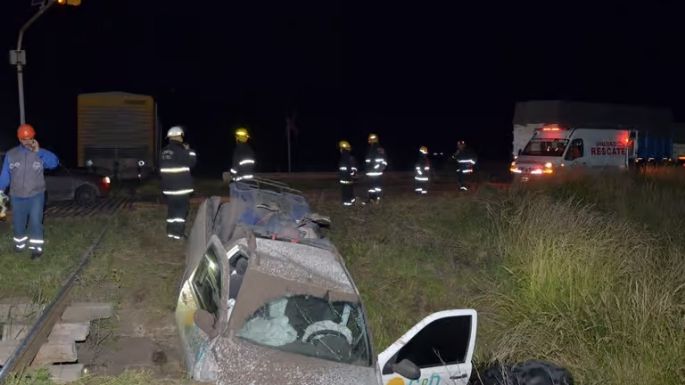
{"left": 138, "top": 160, "right": 145, "bottom": 167}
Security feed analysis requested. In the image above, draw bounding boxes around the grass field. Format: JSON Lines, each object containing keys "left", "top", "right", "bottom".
{"left": 0, "top": 216, "right": 107, "bottom": 302}
{"left": 3, "top": 169, "right": 684, "bottom": 384}
{"left": 313, "top": 169, "right": 685, "bottom": 385}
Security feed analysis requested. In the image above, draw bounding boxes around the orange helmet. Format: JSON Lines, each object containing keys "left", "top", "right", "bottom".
{"left": 17, "top": 124, "right": 36, "bottom": 140}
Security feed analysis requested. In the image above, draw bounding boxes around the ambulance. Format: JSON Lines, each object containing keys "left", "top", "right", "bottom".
{"left": 510, "top": 124, "right": 633, "bottom": 180}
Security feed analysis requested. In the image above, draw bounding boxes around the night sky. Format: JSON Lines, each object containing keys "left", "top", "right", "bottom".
{"left": 2, "top": 1, "right": 685, "bottom": 174}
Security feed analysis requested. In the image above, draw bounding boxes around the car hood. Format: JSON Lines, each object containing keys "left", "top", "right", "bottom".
{"left": 514, "top": 155, "right": 561, "bottom": 165}
{"left": 213, "top": 336, "right": 379, "bottom": 385}
{"left": 56, "top": 168, "right": 107, "bottom": 182}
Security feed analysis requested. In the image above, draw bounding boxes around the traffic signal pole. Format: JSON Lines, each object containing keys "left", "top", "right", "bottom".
{"left": 11, "top": 0, "right": 81, "bottom": 125}
{"left": 10, "top": 0, "right": 59, "bottom": 125}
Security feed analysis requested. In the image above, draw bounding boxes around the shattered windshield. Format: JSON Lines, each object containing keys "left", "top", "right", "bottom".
{"left": 237, "top": 295, "right": 371, "bottom": 366}
{"left": 521, "top": 139, "right": 568, "bottom": 157}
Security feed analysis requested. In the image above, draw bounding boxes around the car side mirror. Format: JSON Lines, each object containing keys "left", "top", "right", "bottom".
{"left": 194, "top": 309, "right": 219, "bottom": 339}
{"left": 392, "top": 359, "right": 421, "bottom": 380}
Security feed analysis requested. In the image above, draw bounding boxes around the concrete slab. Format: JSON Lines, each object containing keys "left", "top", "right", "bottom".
{"left": 47, "top": 364, "right": 84, "bottom": 384}
{"left": 61, "top": 303, "right": 113, "bottom": 322}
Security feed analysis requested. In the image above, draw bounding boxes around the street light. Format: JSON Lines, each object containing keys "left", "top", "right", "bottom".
{"left": 9, "top": 0, "right": 81, "bottom": 125}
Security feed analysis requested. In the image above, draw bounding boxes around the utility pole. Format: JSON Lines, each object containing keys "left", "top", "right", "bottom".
{"left": 10, "top": 0, "right": 81, "bottom": 125}
{"left": 286, "top": 116, "right": 292, "bottom": 173}
{"left": 286, "top": 113, "right": 298, "bottom": 174}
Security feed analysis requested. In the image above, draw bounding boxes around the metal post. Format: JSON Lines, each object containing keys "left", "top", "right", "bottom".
{"left": 286, "top": 119, "right": 292, "bottom": 173}
{"left": 16, "top": 64, "right": 26, "bottom": 125}
{"left": 12, "top": 0, "right": 57, "bottom": 125}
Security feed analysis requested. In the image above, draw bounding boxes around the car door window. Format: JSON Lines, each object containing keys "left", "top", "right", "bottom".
{"left": 226, "top": 246, "right": 249, "bottom": 301}
{"left": 191, "top": 248, "right": 222, "bottom": 316}
{"left": 565, "top": 139, "right": 584, "bottom": 161}
{"left": 389, "top": 315, "right": 472, "bottom": 371}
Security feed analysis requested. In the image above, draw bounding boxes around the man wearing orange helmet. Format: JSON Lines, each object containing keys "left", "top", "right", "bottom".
{"left": 0, "top": 124, "right": 59, "bottom": 259}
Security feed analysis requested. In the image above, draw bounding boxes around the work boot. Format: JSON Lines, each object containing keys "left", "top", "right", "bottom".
{"left": 31, "top": 250, "right": 43, "bottom": 260}
{"left": 14, "top": 246, "right": 25, "bottom": 253}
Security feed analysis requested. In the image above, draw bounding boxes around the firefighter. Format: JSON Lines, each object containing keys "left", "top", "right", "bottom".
{"left": 159, "top": 126, "right": 197, "bottom": 240}
{"left": 338, "top": 140, "right": 358, "bottom": 206}
{"left": 0, "top": 124, "right": 59, "bottom": 259}
{"left": 364, "top": 133, "right": 388, "bottom": 203}
{"left": 451, "top": 140, "right": 477, "bottom": 191}
{"left": 414, "top": 146, "right": 430, "bottom": 195}
{"left": 230, "top": 128, "right": 256, "bottom": 182}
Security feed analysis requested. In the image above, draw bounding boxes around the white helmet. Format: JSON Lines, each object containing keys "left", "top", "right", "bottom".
{"left": 166, "top": 126, "right": 184, "bottom": 138}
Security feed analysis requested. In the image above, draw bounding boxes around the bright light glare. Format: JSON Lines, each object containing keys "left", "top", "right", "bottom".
{"left": 207, "top": 259, "right": 217, "bottom": 271}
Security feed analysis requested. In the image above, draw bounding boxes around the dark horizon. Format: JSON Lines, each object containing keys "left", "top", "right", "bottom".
{"left": 2, "top": 1, "right": 685, "bottom": 174}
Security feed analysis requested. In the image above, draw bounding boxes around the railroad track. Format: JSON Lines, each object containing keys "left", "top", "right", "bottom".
{"left": 0, "top": 213, "right": 118, "bottom": 383}
{"left": 44, "top": 197, "right": 134, "bottom": 218}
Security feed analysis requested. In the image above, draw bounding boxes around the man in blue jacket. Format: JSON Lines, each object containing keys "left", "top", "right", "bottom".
{"left": 0, "top": 124, "right": 59, "bottom": 259}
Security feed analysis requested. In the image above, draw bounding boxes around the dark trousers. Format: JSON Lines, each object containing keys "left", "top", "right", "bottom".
{"left": 367, "top": 175, "right": 383, "bottom": 201}
{"left": 11, "top": 192, "right": 45, "bottom": 252}
{"left": 166, "top": 194, "right": 190, "bottom": 239}
{"left": 457, "top": 170, "right": 465, "bottom": 187}
{"left": 340, "top": 183, "right": 355, "bottom": 206}
{"left": 457, "top": 168, "right": 472, "bottom": 189}
{"left": 414, "top": 178, "right": 429, "bottom": 194}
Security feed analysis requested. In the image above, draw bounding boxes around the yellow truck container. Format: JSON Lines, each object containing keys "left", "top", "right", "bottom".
{"left": 77, "top": 92, "right": 158, "bottom": 180}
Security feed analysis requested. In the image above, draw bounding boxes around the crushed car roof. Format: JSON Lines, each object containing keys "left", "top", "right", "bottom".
{"left": 251, "top": 238, "right": 356, "bottom": 295}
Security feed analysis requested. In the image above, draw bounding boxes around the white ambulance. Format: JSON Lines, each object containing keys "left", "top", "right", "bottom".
{"left": 510, "top": 124, "right": 633, "bottom": 180}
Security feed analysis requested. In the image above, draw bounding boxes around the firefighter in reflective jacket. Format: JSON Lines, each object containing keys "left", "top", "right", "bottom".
{"left": 365, "top": 133, "right": 387, "bottom": 203}
{"left": 338, "top": 140, "right": 358, "bottom": 206}
{"left": 414, "top": 146, "right": 430, "bottom": 195}
{"left": 159, "top": 126, "right": 197, "bottom": 240}
{"left": 230, "top": 128, "right": 255, "bottom": 182}
{"left": 451, "top": 140, "right": 477, "bottom": 191}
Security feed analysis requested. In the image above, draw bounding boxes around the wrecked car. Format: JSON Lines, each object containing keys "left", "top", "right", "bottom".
{"left": 174, "top": 179, "right": 568, "bottom": 385}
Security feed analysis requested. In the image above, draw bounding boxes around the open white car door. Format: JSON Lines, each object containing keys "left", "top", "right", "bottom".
{"left": 378, "top": 309, "right": 477, "bottom": 385}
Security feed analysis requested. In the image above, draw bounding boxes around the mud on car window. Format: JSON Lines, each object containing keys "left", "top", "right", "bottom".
{"left": 237, "top": 295, "right": 371, "bottom": 366}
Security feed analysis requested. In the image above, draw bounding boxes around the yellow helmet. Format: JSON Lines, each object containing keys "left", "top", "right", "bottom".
{"left": 338, "top": 140, "right": 351, "bottom": 151}
{"left": 419, "top": 146, "right": 428, "bottom": 154}
{"left": 368, "top": 133, "right": 379, "bottom": 144}
{"left": 235, "top": 127, "right": 250, "bottom": 143}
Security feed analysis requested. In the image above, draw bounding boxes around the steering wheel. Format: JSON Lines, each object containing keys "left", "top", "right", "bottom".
{"left": 301, "top": 320, "right": 353, "bottom": 345}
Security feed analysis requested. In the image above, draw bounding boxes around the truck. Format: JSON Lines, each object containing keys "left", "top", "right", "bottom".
{"left": 511, "top": 101, "right": 678, "bottom": 179}
{"left": 77, "top": 92, "right": 160, "bottom": 180}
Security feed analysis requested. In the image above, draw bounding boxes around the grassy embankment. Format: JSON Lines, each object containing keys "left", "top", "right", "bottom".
{"left": 5, "top": 169, "right": 685, "bottom": 384}
{"left": 318, "top": 169, "right": 684, "bottom": 385}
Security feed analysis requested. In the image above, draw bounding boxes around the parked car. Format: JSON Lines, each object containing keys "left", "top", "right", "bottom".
{"left": 0, "top": 152, "right": 111, "bottom": 206}
{"left": 45, "top": 165, "right": 111, "bottom": 205}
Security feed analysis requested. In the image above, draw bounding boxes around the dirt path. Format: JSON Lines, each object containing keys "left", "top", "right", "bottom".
{"left": 71, "top": 206, "right": 194, "bottom": 382}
